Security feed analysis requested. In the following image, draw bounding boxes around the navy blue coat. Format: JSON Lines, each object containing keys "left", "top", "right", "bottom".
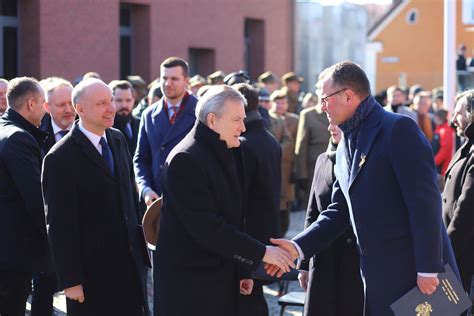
{"left": 133, "top": 94, "right": 197, "bottom": 197}
{"left": 293, "top": 104, "right": 458, "bottom": 316}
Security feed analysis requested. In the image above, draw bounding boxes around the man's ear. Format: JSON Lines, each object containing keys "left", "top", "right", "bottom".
{"left": 207, "top": 112, "right": 216, "bottom": 128}
{"left": 43, "top": 101, "right": 51, "bottom": 113}
{"left": 75, "top": 103, "right": 84, "bottom": 116}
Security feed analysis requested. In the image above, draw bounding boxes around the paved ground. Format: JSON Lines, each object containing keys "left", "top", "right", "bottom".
{"left": 26, "top": 210, "right": 307, "bottom": 316}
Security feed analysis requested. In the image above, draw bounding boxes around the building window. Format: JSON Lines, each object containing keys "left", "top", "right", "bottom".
{"left": 244, "top": 19, "right": 265, "bottom": 81}
{"left": 0, "top": 0, "right": 18, "bottom": 79}
{"left": 120, "top": 4, "right": 132, "bottom": 79}
{"left": 188, "top": 48, "right": 215, "bottom": 76}
{"left": 463, "top": 0, "right": 474, "bottom": 24}
{"left": 406, "top": 8, "right": 418, "bottom": 25}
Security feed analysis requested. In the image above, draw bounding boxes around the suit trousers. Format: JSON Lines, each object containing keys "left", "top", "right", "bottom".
{"left": 31, "top": 272, "right": 58, "bottom": 316}
{"left": 0, "top": 270, "right": 31, "bottom": 316}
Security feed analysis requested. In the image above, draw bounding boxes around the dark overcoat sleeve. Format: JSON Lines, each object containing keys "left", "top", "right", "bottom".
{"left": 389, "top": 116, "right": 444, "bottom": 273}
{"left": 4, "top": 132, "right": 47, "bottom": 235}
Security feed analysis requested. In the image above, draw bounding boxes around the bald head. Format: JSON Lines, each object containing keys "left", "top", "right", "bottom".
{"left": 72, "top": 79, "right": 115, "bottom": 135}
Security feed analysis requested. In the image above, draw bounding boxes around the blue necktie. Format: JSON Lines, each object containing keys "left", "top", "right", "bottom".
{"left": 57, "top": 130, "right": 68, "bottom": 139}
{"left": 99, "top": 137, "right": 115, "bottom": 176}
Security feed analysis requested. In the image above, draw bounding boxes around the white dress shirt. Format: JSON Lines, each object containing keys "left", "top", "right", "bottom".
{"left": 51, "top": 119, "right": 73, "bottom": 142}
{"left": 78, "top": 121, "right": 107, "bottom": 154}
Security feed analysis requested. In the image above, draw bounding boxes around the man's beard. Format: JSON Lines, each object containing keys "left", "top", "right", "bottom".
{"left": 114, "top": 112, "right": 132, "bottom": 129}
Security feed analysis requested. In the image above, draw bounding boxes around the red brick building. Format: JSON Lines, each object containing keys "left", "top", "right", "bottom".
{"left": 1, "top": 0, "right": 294, "bottom": 83}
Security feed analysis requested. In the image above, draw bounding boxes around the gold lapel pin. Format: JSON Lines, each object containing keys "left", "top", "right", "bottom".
{"left": 359, "top": 154, "right": 366, "bottom": 168}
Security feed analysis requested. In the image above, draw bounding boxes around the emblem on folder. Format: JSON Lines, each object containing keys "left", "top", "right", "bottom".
{"left": 359, "top": 153, "right": 366, "bottom": 168}
{"left": 415, "top": 302, "right": 432, "bottom": 316}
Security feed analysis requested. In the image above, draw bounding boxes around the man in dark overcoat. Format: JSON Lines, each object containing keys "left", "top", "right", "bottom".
{"left": 298, "top": 124, "right": 363, "bottom": 316}
{"left": 34, "top": 77, "right": 75, "bottom": 316}
{"left": 42, "top": 78, "right": 150, "bottom": 316}
{"left": 443, "top": 90, "right": 474, "bottom": 294}
{"left": 0, "top": 77, "right": 50, "bottom": 315}
{"left": 268, "top": 61, "right": 458, "bottom": 315}
{"left": 234, "top": 83, "right": 282, "bottom": 316}
{"left": 110, "top": 80, "right": 141, "bottom": 156}
{"left": 155, "top": 85, "right": 295, "bottom": 316}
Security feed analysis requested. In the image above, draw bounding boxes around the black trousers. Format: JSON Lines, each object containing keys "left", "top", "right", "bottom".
{"left": 31, "top": 272, "right": 58, "bottom": 316}
{"left": 0, "top": 270, "right": 31, "bottom": 316}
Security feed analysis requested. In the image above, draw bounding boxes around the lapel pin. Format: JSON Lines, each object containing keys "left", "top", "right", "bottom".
{"left": 359, "top": 154, "right": 366, "bottom": 168}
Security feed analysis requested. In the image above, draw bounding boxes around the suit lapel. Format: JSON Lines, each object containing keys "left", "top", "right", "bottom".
{"left": 349, "top": 106, "right": 383, "bottom": 187}
{"left": 162, "top": 97, "right": 196, "bottom": 146}
{"left": 445, "top": 144, "right": 465, "bottom": 176}
{"left": 71, "top": 124, "right": 115, "bottom": 180}
{"left": 335, "top": 138, "right": 350, "bottom": 193}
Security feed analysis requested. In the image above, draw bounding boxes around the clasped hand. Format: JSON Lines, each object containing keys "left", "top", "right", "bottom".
{"left": 262, "top": 238, "right": 299, "bottom": 277}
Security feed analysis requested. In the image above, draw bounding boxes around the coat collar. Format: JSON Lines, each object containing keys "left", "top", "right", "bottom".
{"left": 336, "top": 104, "right": 383, "bottom": 190}
{"left": 70, "top": 121, "right": 119, "bottom": 179}
{"left": 151, "top": 95, "right": 197, "bottom": 146}
{"left": 2, "top": 108, "right": 48, "bottom": 146}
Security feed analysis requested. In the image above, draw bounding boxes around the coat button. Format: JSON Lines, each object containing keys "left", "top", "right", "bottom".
{"left": 160, "top": 146, "right": 165, "bottom": 151}
{"left": 346, "top": 238, "right": 353, "bottom": 244}
{"left": 443, "top": 198, "right": 447, "bottom": 203}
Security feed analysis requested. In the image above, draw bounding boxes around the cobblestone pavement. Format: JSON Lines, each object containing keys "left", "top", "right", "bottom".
{"left": 26, "top": 210, "right": 307, "bottom": 316}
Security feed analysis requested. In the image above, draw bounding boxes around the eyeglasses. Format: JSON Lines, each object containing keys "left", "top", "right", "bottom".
{"left": 320, "top": 88, "right": 347, "bottom": 105}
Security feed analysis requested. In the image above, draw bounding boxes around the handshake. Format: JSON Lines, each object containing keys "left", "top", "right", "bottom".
{"left": 262, "top": 238, "right": 300, "bottom": 277}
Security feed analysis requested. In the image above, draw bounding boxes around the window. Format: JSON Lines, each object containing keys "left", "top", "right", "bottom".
{"left": 119, "top": 3, "right": 150, "bottom": 80}
{"left": 405, "top": 8, "right": 418, "bottom": 25}
{"left": 120, "top": 4, "right": 132, "bottom": 79}
{"left": 244, "top": 19, "right": 264, "bottom": 81}
{"left": 463, "top": 0, "right": 474, "bottom": 24}
{"left": 188, "top": 48, "right": 215, "bottom": 77}
{"left": 0, "top": 0, "right": 18, "bottom": 79}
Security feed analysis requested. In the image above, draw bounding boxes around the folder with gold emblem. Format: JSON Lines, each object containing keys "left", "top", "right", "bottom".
{"left": 390, "top": 264, "right": 471, "bottom": 315}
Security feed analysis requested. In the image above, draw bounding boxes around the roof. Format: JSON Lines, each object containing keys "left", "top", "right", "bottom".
{"left": 368, "top": 0, "right": 410, "bottom": 41}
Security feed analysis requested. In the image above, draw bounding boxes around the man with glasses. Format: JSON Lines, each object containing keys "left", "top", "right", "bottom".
{"left": 267, "top": 61, "right": 459, "bottom": 315}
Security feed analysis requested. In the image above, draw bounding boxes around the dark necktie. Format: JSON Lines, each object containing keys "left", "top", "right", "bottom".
{"left": 99, "top": 137, "right": 115, "bottom": 176}
{"left": 57, "top": 130, "right": 69, "bottom": 139}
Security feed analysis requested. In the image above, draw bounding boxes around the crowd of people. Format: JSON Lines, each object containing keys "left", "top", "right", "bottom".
{"left": 0, "top": 56, "right": 473, "bottom": 316}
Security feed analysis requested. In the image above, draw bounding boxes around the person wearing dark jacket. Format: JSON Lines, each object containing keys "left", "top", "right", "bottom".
{"left": 34, "top": 77, "right": 75, "bottom": 316}
{"left": 234, "top": 83, "right": 282, "bottom": 316}
{"left": 0, "top": 77, "right": 50, "bottom": 316}
{"left": 109, "top": 80, "right": 141, "bottom": 156}
{"left": 298, "top": 124, "right": 363, "bottom": 316}
{"left": 42, "top": 79, "right": 150, "bottom": 316}
{"left": 443, "top": 90, "right": 474, "bottom": 296}
{"left": 155, "top": 85, "right": 295, "bottom": 316}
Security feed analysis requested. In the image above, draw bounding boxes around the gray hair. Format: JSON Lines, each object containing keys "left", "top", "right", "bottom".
{"left": 72, "top": 78, "right": 108, "bottom": 106}
{"left": 456, "top": 89, "right": 474, "bottom": 125}
{"left": 40, "top": 77, "right": 73, "bottom": 103}
{"left": 195, "top": 85, "right": 246, "bottom": 125}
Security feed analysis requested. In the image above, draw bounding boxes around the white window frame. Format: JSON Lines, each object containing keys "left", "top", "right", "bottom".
{"left": 463, "top": 0, "right": 474, "bottom": 25}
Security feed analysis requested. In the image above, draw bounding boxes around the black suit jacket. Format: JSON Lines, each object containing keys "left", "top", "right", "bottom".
{"left": 40, "top": 114, "right": 56, "bottom": 154}
{"left": 155, "top": 122, "right": 266, "bottom": 316}
{"left": 442, "top": 123, "right": 474, "bottom": 292}
{"left": 0, "top": 109, "right": 50, "bottom": 272}
{"left": 42, "top": 122, "right": 149, "bottom": 315}
{"left": 113, "top": 115, "right": 140, "bottom": 156}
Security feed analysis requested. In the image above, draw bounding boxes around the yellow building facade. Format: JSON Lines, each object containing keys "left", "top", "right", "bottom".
{"left": 369, "top": 0, "right": 474, "bottom": 92}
